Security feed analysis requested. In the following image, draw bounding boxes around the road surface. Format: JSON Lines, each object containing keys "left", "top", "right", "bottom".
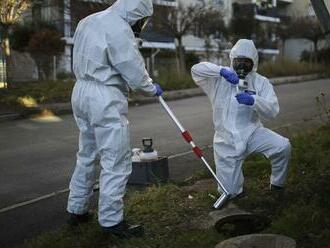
{"left": 0, "top": 78, "right": 329, "bottom": 247}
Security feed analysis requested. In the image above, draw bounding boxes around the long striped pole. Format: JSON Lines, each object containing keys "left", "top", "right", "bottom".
{"left": 158, "top": 96, "right": 230, "bottom": 208}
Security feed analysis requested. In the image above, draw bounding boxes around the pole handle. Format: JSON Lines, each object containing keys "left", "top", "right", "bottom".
{"left": 158, "top": 96, "right": 229, "bottom": 196}
{"left": 158, "top": 96, "right": 185, "bottom": 133}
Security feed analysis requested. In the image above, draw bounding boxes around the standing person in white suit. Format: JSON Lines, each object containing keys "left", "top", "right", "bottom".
{"left": 191, "top": 39, "right": 291, "bottom": 200}
{"left": 67, "top": 0, "right": 163, "bottom": 238}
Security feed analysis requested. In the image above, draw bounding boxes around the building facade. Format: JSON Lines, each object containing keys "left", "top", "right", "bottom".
{"left": 18, "top": 0, "right": 177, "bottom": 75}
{"left": 279, "top": 0, "right": 329, "bottom": 61}
{"left": 3, "top": 0, "right": 329, "bottom": 81}
{"left": 230, "top": 0, "right": 292, "bottom": 60}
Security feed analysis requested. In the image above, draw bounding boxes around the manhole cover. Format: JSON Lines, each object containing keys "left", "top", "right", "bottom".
{"left": 208, "top": 203, "right": 270, "bottom": 236}
{"left": 215, "top": 234, "right": 296, "bottom": 248}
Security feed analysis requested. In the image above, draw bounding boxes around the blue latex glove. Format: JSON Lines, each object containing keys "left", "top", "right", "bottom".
{"left": 154, "top": 83, "right": 163, "bottom": 96}
{"left": 220, "top": 67, "right": 239, "bottom": 85}
{"left": 235, "top": 92, "right": 255, "bottom": 106}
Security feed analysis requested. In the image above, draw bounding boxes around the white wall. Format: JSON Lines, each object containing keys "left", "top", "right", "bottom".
{"left": 284, "top": 38, "right": 314, "bottom": 61}
{"left": 8, "top": 51, "right": 38, "bottom": 82}
{"left": 284, "top": 0, "right": 313, "bottom": 17}
{"left": 284, "top": 37, "right": 330, "bottom": 61}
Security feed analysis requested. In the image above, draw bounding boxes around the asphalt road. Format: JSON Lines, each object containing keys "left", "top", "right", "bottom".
{"left": 0, "top": 78, "right": 329, "bottom": 247}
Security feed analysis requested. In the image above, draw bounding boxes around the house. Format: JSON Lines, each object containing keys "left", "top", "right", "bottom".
{"left": 16, "top": 0, "right": 177, "bottom": 78}
{"left": 228, "top": 0, "right": 291, "bottom": 61}
{"left": 279, "top": 0, "right": 328, "bottom": 61}
{"left": 2, "top": 0, "right": 327, "bottom": 82}
{"left": 20, "top": 0, "right": 227, "bottom": 77}
{"left": 230, "top": 0, "right": 329, "bottom": 61}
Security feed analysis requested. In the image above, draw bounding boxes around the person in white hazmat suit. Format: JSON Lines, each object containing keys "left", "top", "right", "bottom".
{"left": 66, "top": 0, "right": 163, "bottom": 237}
{"left": 191, "top": 39, "right": 291, "bottom": 199}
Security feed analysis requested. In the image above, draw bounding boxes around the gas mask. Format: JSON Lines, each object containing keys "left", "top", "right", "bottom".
{"left": 233, "top": 57, "right": 254, "bottom": 79}
{"left": 131, "top": 16, "right": 149, "bottom": 38}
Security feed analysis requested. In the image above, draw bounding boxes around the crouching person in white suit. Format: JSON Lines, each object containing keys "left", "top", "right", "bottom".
{"left": 191, "top": 39, "right": 291, "bottom": 199}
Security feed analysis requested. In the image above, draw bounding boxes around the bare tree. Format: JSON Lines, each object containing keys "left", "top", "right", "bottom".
{"left": 152, "top": 1, "right": 204, "bottom": 75}
{"left": 276, "top": 17, "right": 292, "bottom": 55}
{"left": 70, "top": 0, "right": 115, "bottom": 34}
{"left": 28, "top": 28, "right": 65, "bottom": 80}
{"left": 195, "top": 3, "right": 226, "bottom": 38}
{"left": 0, "top": 0, "right": 30, "bottom": 86}
{"left": 229, "top": 3, "right": 258, "bottom": 41}
{"left": 195, "top": 3, "right": 227, "bottom": 61}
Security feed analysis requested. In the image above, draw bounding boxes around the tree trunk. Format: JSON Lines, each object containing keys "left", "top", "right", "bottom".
{"left": 175, "top": 37, "right": 186, "bottom": 76}
{"left": 313, "top": 40, "right": 318, "bottom": 63}
{"left": 204, "top": 37, "right": 212, "bottom": 61}
{"left": 175, "top": 44, "right": 180, "bottom": 75}
{"left": 1, "top": 27, "right": 10, "bottom": 88}
{"left": 279, "top": 38, "right": 286, "bottom": 57}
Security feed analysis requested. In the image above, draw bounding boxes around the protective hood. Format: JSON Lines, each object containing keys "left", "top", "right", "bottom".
{"left": 111, "top": 0, "right": 153, "bottom": 26}
{"left": 230, "top": 39, "right": 258, "bottom": 72}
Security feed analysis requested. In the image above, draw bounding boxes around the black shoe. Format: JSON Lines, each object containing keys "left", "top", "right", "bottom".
{"left": 269, "top": 184, "right": 285, "bottom": 202}
{"left": 67, "top": 212, "right": 91, "bottom": 227}
{"left": 232, "top": 191, "right": 245, "bottom": 200}
{"left": 270, "top": 184, "right": 284, "bottom": 191}
{"left": 102, "top": 220, "right": 144, "bottom": 239}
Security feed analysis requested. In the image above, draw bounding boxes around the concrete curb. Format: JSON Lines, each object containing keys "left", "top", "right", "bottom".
{"left": 0, "top": 112, "right": 22, "bottom": 122}
{"left": 0, "top": 74, "right": 328, "bottom": 122}
{"left": 271, "top": 73, "right": 327, "bottom": 85}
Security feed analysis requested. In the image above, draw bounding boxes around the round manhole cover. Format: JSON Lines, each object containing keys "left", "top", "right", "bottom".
{"left": 215, "top": 234, "right": 296, "bottom": 248}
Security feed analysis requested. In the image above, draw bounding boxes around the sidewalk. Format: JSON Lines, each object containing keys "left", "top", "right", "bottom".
{"left": 0, "top": 73, "right": 327, "bottom": 122}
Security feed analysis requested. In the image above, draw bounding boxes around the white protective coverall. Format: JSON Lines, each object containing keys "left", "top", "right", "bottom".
{"left": 67, "top": 0, "right": 156, "bottom": 227}
{"left": 191, "top": 39, "right": 291, "bottom": 197}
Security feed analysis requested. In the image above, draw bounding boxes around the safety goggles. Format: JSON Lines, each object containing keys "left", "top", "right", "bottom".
{"left": 233, "top": 57, "right": 254, "bottom": 71}
{"left": 233, "top": 57, "right": 254, "bottom": 78}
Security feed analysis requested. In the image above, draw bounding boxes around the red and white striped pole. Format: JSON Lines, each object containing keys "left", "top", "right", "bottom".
{"left": 158, "top": 96, "right": 230, "bottom": 209}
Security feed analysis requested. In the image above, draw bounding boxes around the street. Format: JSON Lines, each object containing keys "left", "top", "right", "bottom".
{"left": 0, "top": 78, "right": 330, "bottom": 247}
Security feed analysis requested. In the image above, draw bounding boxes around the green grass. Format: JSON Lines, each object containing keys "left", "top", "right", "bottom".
{"left": 0, "top": 59, "right": 328, "bottom": 111}
{"left": 234, "top": 123, "right": 330, "bottom": 248}
{"left": 25, "top": 185, "right": 224, "bottom": 248}
{"left": 0, "top": 80, "right": 74, "bottom": 112}
{"left": 156, "top": 70, "right": 196, "bottom": 91}
{"left": 25, "top": 123, "right": 330, "bottom": 248}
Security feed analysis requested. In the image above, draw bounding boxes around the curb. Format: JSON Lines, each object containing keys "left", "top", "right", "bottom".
{"left": 0, "top": 74, "right": 328, "bottom": 122}
{"left": 129, "top": 87, "right": 205, "bottom": 106}
{"left": 0, "top": 112, "right": 22, "bottom": 122}
{"left": 271, "top": 73, "right": 327, "bottom": 85}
